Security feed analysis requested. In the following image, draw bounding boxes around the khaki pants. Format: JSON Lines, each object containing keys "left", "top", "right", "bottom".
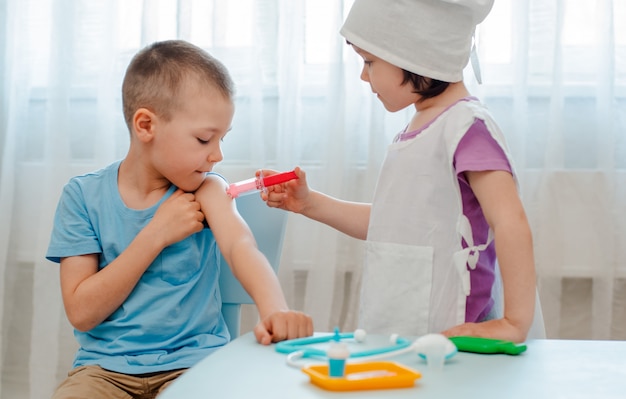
{"left": 52, "top": 365, "right": 186, "bottom": 399}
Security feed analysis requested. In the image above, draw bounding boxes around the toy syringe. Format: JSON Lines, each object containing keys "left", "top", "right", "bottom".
{"left": 226, "top": 170, "right": 298, "bottom": 198}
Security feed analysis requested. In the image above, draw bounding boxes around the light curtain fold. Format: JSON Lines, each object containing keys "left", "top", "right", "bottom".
{"left": 1, "top": 1, "right": 625, "bottom": 398}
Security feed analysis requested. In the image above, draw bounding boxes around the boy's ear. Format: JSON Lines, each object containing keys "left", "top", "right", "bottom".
{"left": 133, "top": 108, "right": 157, "bottom": 143}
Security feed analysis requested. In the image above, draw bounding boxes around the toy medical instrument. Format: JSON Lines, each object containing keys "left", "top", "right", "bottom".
{"left": 326, "top": 341, "right": 349, "bottom": 377}
{"left": 276, "top": 328, "right": 457, "bottom": 370}
{"left": 277, "top": 328, "right": 454, "bottom": 391}
{"left": 301, "top": 361, "right": 421, "bottom": 391}
{"left": 226, "top": 169, "right": 298, "bottom": 198}
{"left": 449, "top": 336, "right": 527, "bottom": 355}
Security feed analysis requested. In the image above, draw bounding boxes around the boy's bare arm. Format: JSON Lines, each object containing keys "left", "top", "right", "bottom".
{"left": 443, "top": 170, "right": 536, "bottom": 343}
{"left": 60, "top": 190, "right": 205, "bottom": 332}
{"left": 196, "top": 175, "right": 313, "bottom": 342}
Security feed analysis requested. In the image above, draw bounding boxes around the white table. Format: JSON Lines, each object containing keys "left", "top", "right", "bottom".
{"left": 160, "top": 332, "right": 626, "bottom": 398}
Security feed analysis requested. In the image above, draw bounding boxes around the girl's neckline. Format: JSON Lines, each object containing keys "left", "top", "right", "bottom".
{"left": 395, "top": 96, "right": 478, "bottom": 143}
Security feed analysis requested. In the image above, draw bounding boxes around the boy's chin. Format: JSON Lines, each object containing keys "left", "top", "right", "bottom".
{"left": 176, "top": 180, "right": 204, "bottom": 193}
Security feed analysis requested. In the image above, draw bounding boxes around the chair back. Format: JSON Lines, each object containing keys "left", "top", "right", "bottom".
{"left": 219, "top": 194, "right": 288, "bottom": 338}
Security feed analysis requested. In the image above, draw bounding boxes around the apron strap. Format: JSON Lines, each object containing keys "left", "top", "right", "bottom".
{"left": 454, "top": 215, "right": 494, "bottom": 295}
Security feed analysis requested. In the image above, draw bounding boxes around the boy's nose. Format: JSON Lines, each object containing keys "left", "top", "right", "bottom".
{"left": 208, "top": 147, "right": 223, "bottom": 163}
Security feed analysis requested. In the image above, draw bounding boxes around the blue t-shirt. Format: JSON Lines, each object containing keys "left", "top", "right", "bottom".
{"left": 46, "top": 160, "right": 229, "bottom": 374}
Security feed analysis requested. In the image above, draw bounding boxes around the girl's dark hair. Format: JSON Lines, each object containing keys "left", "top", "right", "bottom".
{"left": 345, "top": 40, "right": 449, "bottom": 101}
{"left": 401, "top": 70, "right": 449, "bottom": 101}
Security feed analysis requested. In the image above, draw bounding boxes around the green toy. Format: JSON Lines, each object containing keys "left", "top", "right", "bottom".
{"left": 449, "top": 336, "right": 527, "bottom": 355}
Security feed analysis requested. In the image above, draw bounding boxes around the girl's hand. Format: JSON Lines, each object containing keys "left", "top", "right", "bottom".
{"left": 259, "top": 166, "right": 311, "bottom": 214}
{"left": 441, "top": 318, "right": 528, "bottom": 343}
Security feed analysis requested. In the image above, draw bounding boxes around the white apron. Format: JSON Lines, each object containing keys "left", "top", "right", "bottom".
{"left": 359, "top": 99, "right": 517, "bottom": 337}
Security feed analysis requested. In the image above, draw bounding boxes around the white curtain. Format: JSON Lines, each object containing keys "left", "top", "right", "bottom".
{"left": 0, "top": 0, "right": 624, "bottom": 398}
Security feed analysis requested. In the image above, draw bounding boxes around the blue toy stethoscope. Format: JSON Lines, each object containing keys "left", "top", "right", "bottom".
{"left": 276, "top": 328, "right": 457, "bottom": 369}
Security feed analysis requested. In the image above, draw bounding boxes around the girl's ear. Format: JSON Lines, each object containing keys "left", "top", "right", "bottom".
{"left": 133, "top": 108, "right": 157, "bottom": 143}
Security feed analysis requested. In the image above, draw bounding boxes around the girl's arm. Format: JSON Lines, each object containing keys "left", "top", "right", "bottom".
{"left": 262, "top": 167, "right": 371, "bottom": 240}
{"left": 443, "top": 170, "right": 536, "bottom": 343}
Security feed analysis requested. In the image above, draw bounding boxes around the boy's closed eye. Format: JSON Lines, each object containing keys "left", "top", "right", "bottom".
{"left": 196, "top": 133, "right": 226, "bottom": 144}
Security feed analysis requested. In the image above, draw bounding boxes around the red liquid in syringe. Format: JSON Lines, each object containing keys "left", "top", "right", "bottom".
{"left": 226, "top": 170, "right": 298, "bottom": 198}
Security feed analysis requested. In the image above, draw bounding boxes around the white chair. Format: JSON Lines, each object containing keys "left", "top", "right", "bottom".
{"left": 218, "top": 194, "right": 288, "bottom": 338}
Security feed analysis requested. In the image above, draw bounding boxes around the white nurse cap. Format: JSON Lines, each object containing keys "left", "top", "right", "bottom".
{"left": 340, "top": 0, "right": 494, "bottom": 83}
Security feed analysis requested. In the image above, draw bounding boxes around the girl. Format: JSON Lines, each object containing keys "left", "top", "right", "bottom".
{"left": 263, "top": 0, "right": 538, "bottom": 343}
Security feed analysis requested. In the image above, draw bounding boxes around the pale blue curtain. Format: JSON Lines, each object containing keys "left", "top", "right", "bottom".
{"left": 1, "top": 1, "right": 625, "bottom": 398}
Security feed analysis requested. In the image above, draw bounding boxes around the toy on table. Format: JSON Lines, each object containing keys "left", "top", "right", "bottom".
{"left": 449, "top": 336, "right": 527, "bottom": 355}
{"left": 276, "top": 328, "right": 457, "bottom": 367}
{"left": 414, "top": 333, "right": 455, "bottom": 372}
{"left": 226, "top": 169, "right": 298, "bottom": 198}
{"left": 301, "top": 361, "right": 422, "bottom": 391}
{"left": 326, "top": 334, "right": 349, "bottom": 378}
{"left": 276, "top": 328, "right": 457, "bottom": 391}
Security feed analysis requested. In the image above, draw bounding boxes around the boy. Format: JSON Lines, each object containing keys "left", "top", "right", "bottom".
{"left": 46, "top": 40, "right": 312, "bottom": 398}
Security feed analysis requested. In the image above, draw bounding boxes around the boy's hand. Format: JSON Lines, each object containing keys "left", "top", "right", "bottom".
{"left": 150, "top": 189, "right": 205, "bottom": 248}
{"left": 253, "top": 310, "right": 314, "bottom": 345}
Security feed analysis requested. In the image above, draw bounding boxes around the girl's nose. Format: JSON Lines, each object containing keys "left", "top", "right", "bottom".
{"left": 360, "top": 66, "right": 369, "bottom": 82}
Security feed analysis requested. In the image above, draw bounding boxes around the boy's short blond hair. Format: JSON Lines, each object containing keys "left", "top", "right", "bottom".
{"left": 122, "top": 40, "right": 235, "bottom": 132}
